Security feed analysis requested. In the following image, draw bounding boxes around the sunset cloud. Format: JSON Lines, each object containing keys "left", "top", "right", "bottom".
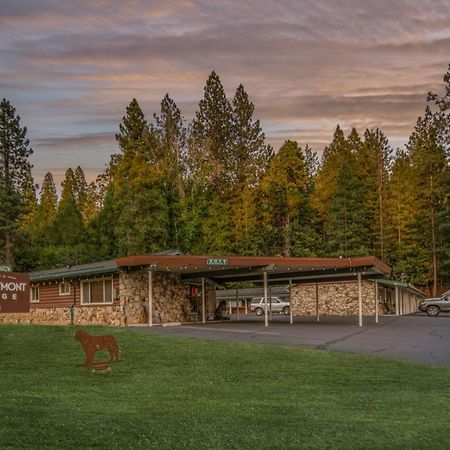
{"left": 0, "top": 0, "right": 449, "bottom": 185}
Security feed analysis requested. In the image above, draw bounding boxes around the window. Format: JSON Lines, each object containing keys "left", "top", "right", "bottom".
{"left": 30, "top": 286, "right": 39, "bottom": 303}
{"left": 59, "top": 281, "right": 71, "bottom": 296}
{"left": 81, "top": 278, "right": 113, "bottom": 304}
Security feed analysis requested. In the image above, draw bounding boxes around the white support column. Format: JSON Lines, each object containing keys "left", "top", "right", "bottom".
{"left": 229, "top": 299, "right": 232, "bottom": 314}
{"left": 201, "top": 277, "right": 206, "bottom": 324}
{"left": 395, "top": 285, "right": 399, "bottom": 316}
{"left": 315, "top": 282, "right": 320, "bottom": 322}
{"left": 358, "top": 273, "right": 363, "bottom": 327}
{"left": 263, "top": 271, "right": 269, "bottom": 327}
{"left": 236, "top": 286, "right": 240, "bottom": 321}
{"left": 148, "top": 270, "right": 153, "bottom": 327}
{"left": 375, "top": 280, "right": 379, "bottom": 324}
{"left": 289, "top": 278, "right": 293, "bottom": 325}
{"left": 244, "top": 298, "right": 248, "bottom": 314}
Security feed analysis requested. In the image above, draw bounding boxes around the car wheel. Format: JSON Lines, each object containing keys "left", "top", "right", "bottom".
{"left": 255, "top": 307, "right": 264, "bottom": 316}
{"left": 283, "top": 306, "right": 289, "bottom": 315}
{"left": 426, "top": 306, "right": 440, "bottom": 317}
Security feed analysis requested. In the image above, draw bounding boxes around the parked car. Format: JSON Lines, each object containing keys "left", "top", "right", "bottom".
{"left": 250, "top": 297, "right": 290, "bottom": 315}
{"left": 419, "top": 291, "right": 450, "bottom": 316}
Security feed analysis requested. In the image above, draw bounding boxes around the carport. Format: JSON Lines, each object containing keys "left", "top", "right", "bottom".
{"left": 116, "top": 255, "right": 391, "bottom": 327}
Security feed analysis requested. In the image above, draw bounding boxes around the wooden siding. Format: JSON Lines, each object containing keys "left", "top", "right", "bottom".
{"left": 31, "top": 274, "right": 120, "bottom": 309}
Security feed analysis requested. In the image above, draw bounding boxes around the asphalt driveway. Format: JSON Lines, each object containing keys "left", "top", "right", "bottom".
{"left": 130, "top": 314, "right": 450, "bottom": 367}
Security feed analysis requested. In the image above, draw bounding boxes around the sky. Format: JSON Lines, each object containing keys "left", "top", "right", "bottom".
{"left": 1, "top": 0, "right": 449, "bottom": 186}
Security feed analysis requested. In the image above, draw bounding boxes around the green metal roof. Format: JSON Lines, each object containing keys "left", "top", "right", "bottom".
{"left": 30, "top": 260, "right": 118, "bottom": 283}
{"left": 375, "top": 278, "right": 424, "bottom": 296}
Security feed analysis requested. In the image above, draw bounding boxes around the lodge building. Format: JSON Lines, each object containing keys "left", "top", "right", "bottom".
{"left": 0, "top": 254, "right": 424, "bottom": 327}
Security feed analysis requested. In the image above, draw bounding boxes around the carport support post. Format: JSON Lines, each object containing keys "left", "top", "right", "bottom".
{"left": 358, "top": 272, "right": 363, "bottom": 327}
{"left": 289, "top": 278, "right": 293, "bottom": 325}
{"left": 315, "top": 282, "right": 319, "bottom": 322}
{"left": 201, "top": 277, "right": 206, "bottom": 324}
{"left": 395, "top": 285, "right": 399, "bottom": 316}
{"left": 148, "top": 270, "right": 153, "bottom": 327}
{"left": 263, "top": 271, "right": 269, "bottom": 327}
{"left": 236, "top": 286, "right": 240, "bottom": 321}
{"left": 375, "top": 280, "right": 379, "bottom": 324}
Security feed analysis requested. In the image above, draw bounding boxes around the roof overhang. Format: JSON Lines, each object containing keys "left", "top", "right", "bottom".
{"left": 115, "top": 255, "right": 391, "bottom": 285}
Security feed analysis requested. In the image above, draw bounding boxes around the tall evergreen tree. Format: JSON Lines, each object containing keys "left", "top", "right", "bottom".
{"left": 313, "top": 125, "right": 347, "bottom": 223}
{"left": 188, "top": 71, "right": 235, "bottom": 193}
{"left": 232, "top": 84, "right": 272, "bottom": 188}
{"left": 260, "top": 140, "right": 311, "bottom": 256}
{"left": 0, "top": 99, "right": 33, "bottom": 267}
{"left": 356, "top": 128, "right": 392, "bottom": 258}
{"left": 112, "top": 99, "right": 169, "bottom": 255}
{"left": 154, "top": 94, "right": 186, "bottom": 248}
{"left": 385, "top": 151, "right": 423, "bottom": 281}
{"left": 407, "top": 106, "right": 449, "bottom": 293}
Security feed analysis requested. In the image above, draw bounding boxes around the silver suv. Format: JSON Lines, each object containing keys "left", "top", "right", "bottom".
{"left": 250, "top": 297, "right": 290, "bottom": 316}
{"left": 419, "top": 291, "right": 450, "bottom": 316}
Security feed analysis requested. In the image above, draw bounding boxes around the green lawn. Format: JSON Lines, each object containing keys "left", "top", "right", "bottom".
{"left": 1, "top": 325, "right": 449, "bottom": 449}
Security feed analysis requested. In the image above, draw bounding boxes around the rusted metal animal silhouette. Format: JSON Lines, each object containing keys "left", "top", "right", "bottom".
{"left": 74, "top": 330, "right": 122, "bottom": 371}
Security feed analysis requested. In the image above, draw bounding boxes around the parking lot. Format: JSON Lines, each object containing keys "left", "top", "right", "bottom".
{"left": 132, "top": 313, "right": 450, "bottom": 367}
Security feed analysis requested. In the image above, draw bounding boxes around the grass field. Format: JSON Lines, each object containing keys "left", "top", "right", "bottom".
{"left": 1, "top": 325, "right": 450, "bottom": 449}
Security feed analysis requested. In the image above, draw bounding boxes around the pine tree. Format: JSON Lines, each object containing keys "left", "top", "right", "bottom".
{"left": 154, "top": 94, "right": 186, "bottom": 248}
{"left": 232, "top": 84, "right": 272, "bottom": 188}
{"left": 189, "top": 71, "right": 235, "bottom": 193}
{"left": 407, "top": 107, "right": 449, "bottom": 293}
{"left": 386, "top": 151, "right": 426, "bottom": 283}
{"left": 356, "top": 129, "right": 392, "bottom": 258}
{"left": 318, "top": 128, "right": 369, "bottom": 256}
{"left": 113, "top": 99, "right": 169, "bottom": 255}
{"left": 313, "top": 125, "right": 347, "bottom": 223}
{"left": 0, "top": 99, "right": 33, "bottom": 267}
{"left": 260, "top": 140, "right": 310, "bottom": 256}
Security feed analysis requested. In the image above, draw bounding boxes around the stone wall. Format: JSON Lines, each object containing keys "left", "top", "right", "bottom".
{"left": 0, "top": 305, "right": 123, "bottom": 325}
{"left": 120, "top": 270, "right": 191, "bottom": 325}
{"left": 291, "top": 281, "right": 379, "bottom": 316}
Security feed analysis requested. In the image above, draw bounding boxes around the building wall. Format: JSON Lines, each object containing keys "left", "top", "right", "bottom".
{"left": 0, "top": 275, "right": 122, "bottom": 326}
{"left": 291, "top": 281, "right": 378, "bottom": 316}
{"left": 120, "top": 270, "right": 192, "bottom": 325}
{"left": 291, "top": 281, "right": 419, "bottom": 316}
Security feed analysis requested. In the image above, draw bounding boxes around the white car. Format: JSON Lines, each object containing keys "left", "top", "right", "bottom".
{"left": 250, "top": 297, "right": 290, "bottom": 315}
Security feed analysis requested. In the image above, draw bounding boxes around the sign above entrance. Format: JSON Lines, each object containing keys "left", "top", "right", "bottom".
{"left": 0, "top": 272, "right": 30, "bottom": 313}
{"left": 0, "top": 264, "right": 12, "bottom": 272}
{"left": 207, "top": 258, "right": 228, "bottom": 266}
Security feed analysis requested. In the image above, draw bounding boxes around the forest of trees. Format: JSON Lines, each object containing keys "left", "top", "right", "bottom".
{"left": 1, "top": 65, "right": 449, "bottom": 294}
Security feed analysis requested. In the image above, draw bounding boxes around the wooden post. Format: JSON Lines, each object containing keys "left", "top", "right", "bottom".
{"left": 289, "top": 278, "right": 293, "bottom": 325}
{"left": 202, "top": 277, "right": 206, "bottom": 324}
{"left": 263, "top": 271, "right": 269, "bottom": 327}
{"left": 375, "top": 280, "right": 379, "bottom": 324}
{"left": 245, "top": 298, "right": 248, "bottom": 314}
{"left": 315, "top": 282, "right": 319, "bottom": 322}
{"left": 358, "top": 272, "right": 363, "bottom": 327}
{"left": 148, "top": 270, "right": 153, "bottom": 327}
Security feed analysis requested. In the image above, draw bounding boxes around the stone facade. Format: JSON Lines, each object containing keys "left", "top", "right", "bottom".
{"left": 291, "top": 281, "right": 379, "bottom": 316}
{"left": 120, "top": 270, "right": 192, "bottom": 325}
{"left": 0, "top": 269, "right": 195, "bottom": 326}
{"left": 0, "top": 306, "right": 123, "bottom": 326}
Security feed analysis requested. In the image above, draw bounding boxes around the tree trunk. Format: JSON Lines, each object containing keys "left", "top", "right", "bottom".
{"left": 283, "top": 213, "right": 291, "bottom": 257}
{"left": 4, "top": 231, "right": 12, "bottom": 267}
{"left": 430, "top": 175, "right": 438, "bottom": 297}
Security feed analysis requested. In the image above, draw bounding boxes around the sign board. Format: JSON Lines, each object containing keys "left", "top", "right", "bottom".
{"left": 207, "top": 258, "right": 228, "bottom": 266}
{"left": 0, "top": 265, "right": 12, "bottom": 272}
{"left": 0, "top": 272, "right": 30, "bottom": 313}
